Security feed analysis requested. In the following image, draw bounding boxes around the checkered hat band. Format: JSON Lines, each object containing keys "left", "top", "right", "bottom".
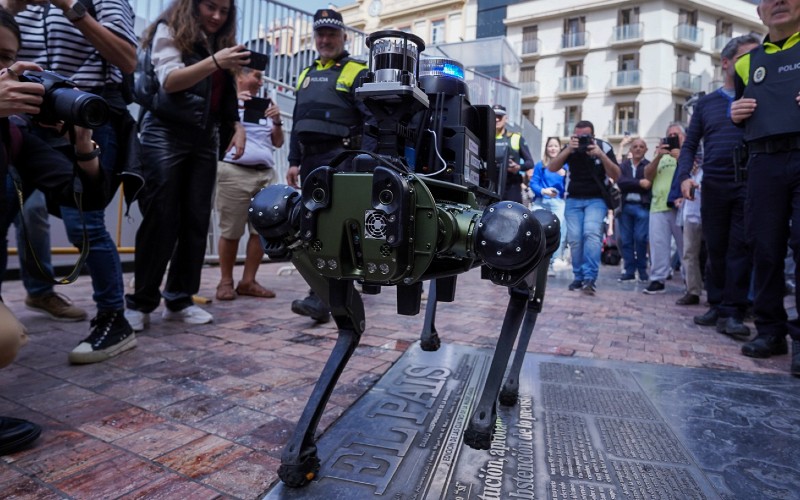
{"left": 315, "top": 19, "right": 344, "bottom": 29}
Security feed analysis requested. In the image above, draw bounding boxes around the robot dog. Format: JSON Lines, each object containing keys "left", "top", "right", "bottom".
{"left": 249, "top": 31, "right": 560, "bottom": 487}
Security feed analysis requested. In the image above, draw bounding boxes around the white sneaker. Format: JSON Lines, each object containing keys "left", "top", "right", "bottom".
{"left": 124, "top": 309, "right": 150, "bottom": 332}
{"left": 162, "top": 305, "right": 213, "bottom": 324}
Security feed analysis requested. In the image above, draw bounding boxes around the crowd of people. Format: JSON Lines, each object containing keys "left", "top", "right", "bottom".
{"left": 2, "top": 0, "right": 800, "bottom": 459}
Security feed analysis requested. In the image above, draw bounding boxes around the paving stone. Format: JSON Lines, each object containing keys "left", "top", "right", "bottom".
{"left": 0, "top": 261, "right": 794, "bottom": 498}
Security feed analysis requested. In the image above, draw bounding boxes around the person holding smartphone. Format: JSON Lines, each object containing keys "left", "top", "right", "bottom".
{"left": 214, "top": 67, "right": 283, "bottom": 301}
{"left": 125, "top": 0, "right": 246, "bottom": 330}
{"left": 642, "top": 123, "right": 687, "bottom": 296}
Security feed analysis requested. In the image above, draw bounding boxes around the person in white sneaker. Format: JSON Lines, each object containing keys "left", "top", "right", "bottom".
{"left": 124, "top": 0, "right": 246, "bottom": 328}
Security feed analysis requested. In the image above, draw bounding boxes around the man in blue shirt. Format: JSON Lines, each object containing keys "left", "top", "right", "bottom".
{"left": 674, "top": 34, "right": 760, "bottom": 339}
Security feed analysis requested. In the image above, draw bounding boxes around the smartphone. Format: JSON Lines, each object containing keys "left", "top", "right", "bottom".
{"left": 243, "top": 96, "right": 271, "bottom": 123}
{"left": 246, "top": 51, "right": 269, "bottom": 71}
{"left": 662, "top": 136, "right": 680, "bottom": 150}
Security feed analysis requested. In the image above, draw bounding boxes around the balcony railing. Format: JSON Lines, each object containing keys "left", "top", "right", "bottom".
{"left": 610, "top": 69, "right": 642, "bottom": 89}
{"left": 561, "top": 31, "right": 588, "bottom": 50}
{"left": 712, "top": 34, "right": 732, "bottom": 54}
{"left": 674, "top": 23, "right": 703, "bottom": 47}
{"left": 520, "top": 80, "right": 540, "bottom": 97}
{"left": 558, "top": 75, "right": 589, "bottom": 94}
{"left": 608, "top": 118, "right": 639, "bottom": 137}
{"left": 673, "top": 71, "right": 702, "bottom": 93}
{"left": 611, "top": 23, "right": 643, "bottom": 44}
{"left": 517, "top": 38, "right": 541, "bottom": 56}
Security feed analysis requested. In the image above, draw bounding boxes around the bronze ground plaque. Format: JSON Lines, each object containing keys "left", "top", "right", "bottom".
{"left": 266, "top": 342, "right": 800, "bottom": 499}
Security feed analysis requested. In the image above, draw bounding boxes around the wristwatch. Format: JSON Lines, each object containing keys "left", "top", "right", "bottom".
{"left": 64, "top": 1, "right": 88, "bottom": 22}
{"left": 74, "top": 141, "right": 101, "bottom": 161}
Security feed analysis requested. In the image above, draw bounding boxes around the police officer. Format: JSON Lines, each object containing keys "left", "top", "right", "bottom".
{"left": 493, "top": 104, "right": 534, "bottom": 203}
{"left": 286, "top": 9, "right": 376, "bottom": 323}
{"left": 730, "top": 0, "right": 800, "bottom": 376}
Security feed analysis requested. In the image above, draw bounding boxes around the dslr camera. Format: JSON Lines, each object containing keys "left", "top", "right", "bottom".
{"left": 577, "top": 134, "right": 593, "bottom": 153}
{"left": 19, "top": 70, "right": 109, "bottom": 128}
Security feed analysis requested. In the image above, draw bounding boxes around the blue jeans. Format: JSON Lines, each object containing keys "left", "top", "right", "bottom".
{"left": 1, "top": 180, "right": 55, "bottom": 297}
{"left": 536, "top": 197, "right": 566, "bottom": 262}
{"left": 565, "top": 197, "right": 606, "bottom": 281}
{"left": 58, "top": 122, "right": 125, "bottom": 312}
{"left": 617, "top": 201, "right": 650, "bottom": 278}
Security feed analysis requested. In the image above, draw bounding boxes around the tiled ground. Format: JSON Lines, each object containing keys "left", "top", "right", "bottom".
{"left": 0, "top": 260, "right": 793, "bottom": 498}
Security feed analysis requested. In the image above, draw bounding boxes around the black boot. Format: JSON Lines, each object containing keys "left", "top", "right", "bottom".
{"left": 792, "top": 341, "right": 800, "bottom": 378}
{"left": 693, "top": 307, "right": 719, "bottom": 326}
{"left": 715, "top": 317, "right": 751, "bottom": 340}
{"left": 0, "top": 417, "right": 41, "bottom": 455}
{"left": 742, "top": 335, "right": 788, "bottom": 358}
{"left": 291, "top": 290, "right": 331, "bottom": 323}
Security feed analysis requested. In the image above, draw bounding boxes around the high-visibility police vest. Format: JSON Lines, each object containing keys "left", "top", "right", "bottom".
{"left": 496, "top": 131, "right": 522, "bottom": 165}
{"left": 736, "top": 34, "right": 800, "bottom": 142}
{"left": 293, "top": 56, "right": 367, "bottom": 138}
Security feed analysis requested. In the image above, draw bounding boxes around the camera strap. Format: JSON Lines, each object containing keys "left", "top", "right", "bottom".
{"left": 8, "top": 125, "right": 91, "bottom": 285}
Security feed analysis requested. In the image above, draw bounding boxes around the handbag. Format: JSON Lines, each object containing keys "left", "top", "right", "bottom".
{"left": 591, "top": 168, "right": 622, "bottom": 213}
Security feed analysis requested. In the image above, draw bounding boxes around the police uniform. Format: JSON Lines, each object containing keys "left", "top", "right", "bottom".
{"left": 493, "top": 105, "right": 533, "bottom": 203}
{"left": 734, "top": 32, "right": 800, "bottom": 373}
{"left": 289, "top": 52, "right": 371, "bottom": 179}
{"left": 288, "top": 9, "right": 376, "bottom": 324}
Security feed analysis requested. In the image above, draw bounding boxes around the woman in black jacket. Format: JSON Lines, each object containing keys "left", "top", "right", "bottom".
{"left": 125, "top": 0, "right": 248, "bottom": 329}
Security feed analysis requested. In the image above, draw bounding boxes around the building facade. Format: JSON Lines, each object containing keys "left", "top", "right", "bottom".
{"left": 504, "top": 0, "right": 764, "bottom": 149}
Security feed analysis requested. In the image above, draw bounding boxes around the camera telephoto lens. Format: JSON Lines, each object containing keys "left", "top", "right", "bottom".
{"left": 50, "top": 87, "right": 109, "bottom": 128}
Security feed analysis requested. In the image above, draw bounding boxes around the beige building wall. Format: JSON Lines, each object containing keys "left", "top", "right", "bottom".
{"left": 340, "top": 0, "right": 469, "bottom": 47}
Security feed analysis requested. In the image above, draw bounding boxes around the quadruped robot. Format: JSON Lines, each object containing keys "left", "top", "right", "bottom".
{"left": 249, "top": 30, "right": 560, "bottom": 487}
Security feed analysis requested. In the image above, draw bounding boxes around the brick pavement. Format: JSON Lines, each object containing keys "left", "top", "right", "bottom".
{"left": 0, "top": 260, "right": 793, "bottom": 498}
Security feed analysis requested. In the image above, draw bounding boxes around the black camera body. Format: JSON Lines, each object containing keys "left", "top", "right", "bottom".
{"left": 20, "top": 70, "right": 109, "bottom": 128}
{"left": 577, "top": 134, "right": 593, "bottom": 153}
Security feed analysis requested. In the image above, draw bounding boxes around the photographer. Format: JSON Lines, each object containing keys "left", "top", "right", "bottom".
{"left": 0, "top": 6, "right": 111, "bottom": 453}
{"left": 643, "top": 124, "right": 686, "bottom": 296}
{"left": 549, "top": 120, "right": 620, "bottom": 295}
{"left": 15, "top": 0, "right": 140, "bottom": 361}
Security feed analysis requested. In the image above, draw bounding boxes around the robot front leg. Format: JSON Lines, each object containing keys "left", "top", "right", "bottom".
{"left": 463, "top": 290, "right": 528, "bottom": 449}
{"left": 278, "top": 278, "right": 365, "bottom": 488}
{"left": 499, "top": 265, "right": 548, "bottom": 407}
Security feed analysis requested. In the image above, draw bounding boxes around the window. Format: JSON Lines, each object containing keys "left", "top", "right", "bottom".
{"left": 679, "top": 9, "right": 697, "bottom": 26}
{"left": 522, "top": 25, "right": 538, "bottom": 54}
{"left": 564, "top": 105, "right": 581, "bottom": 135}
{"left": 716, "top": 20, "right": 733, "bottom": 37}
{"left": 521, "top": 66, "right": 536, "bottom": 83}
{"left": 397, "top": 25, "right": 411, "bottom": 33}
{"left": 618, "top": 53, "right": 639, "bottom": 71}
{"left": 674, "top": 103, "right": 689, "bottom": 123}
{"left": 614, "top": 103, "right": 638, "bottom": 135}
{"left": 566, "top": 60, "right": 583, "bottom": 77}
{"left": 676, "top": 53, "right": 692, "bottom": 72}
{"left": 431, "top": 19, "right": 445, "bottom": 45}
{"left": 618, "top": 7, "right": 639, "bottom": 25}
{"left": 563, "top": 17, "right": 586, "bottom": 48}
